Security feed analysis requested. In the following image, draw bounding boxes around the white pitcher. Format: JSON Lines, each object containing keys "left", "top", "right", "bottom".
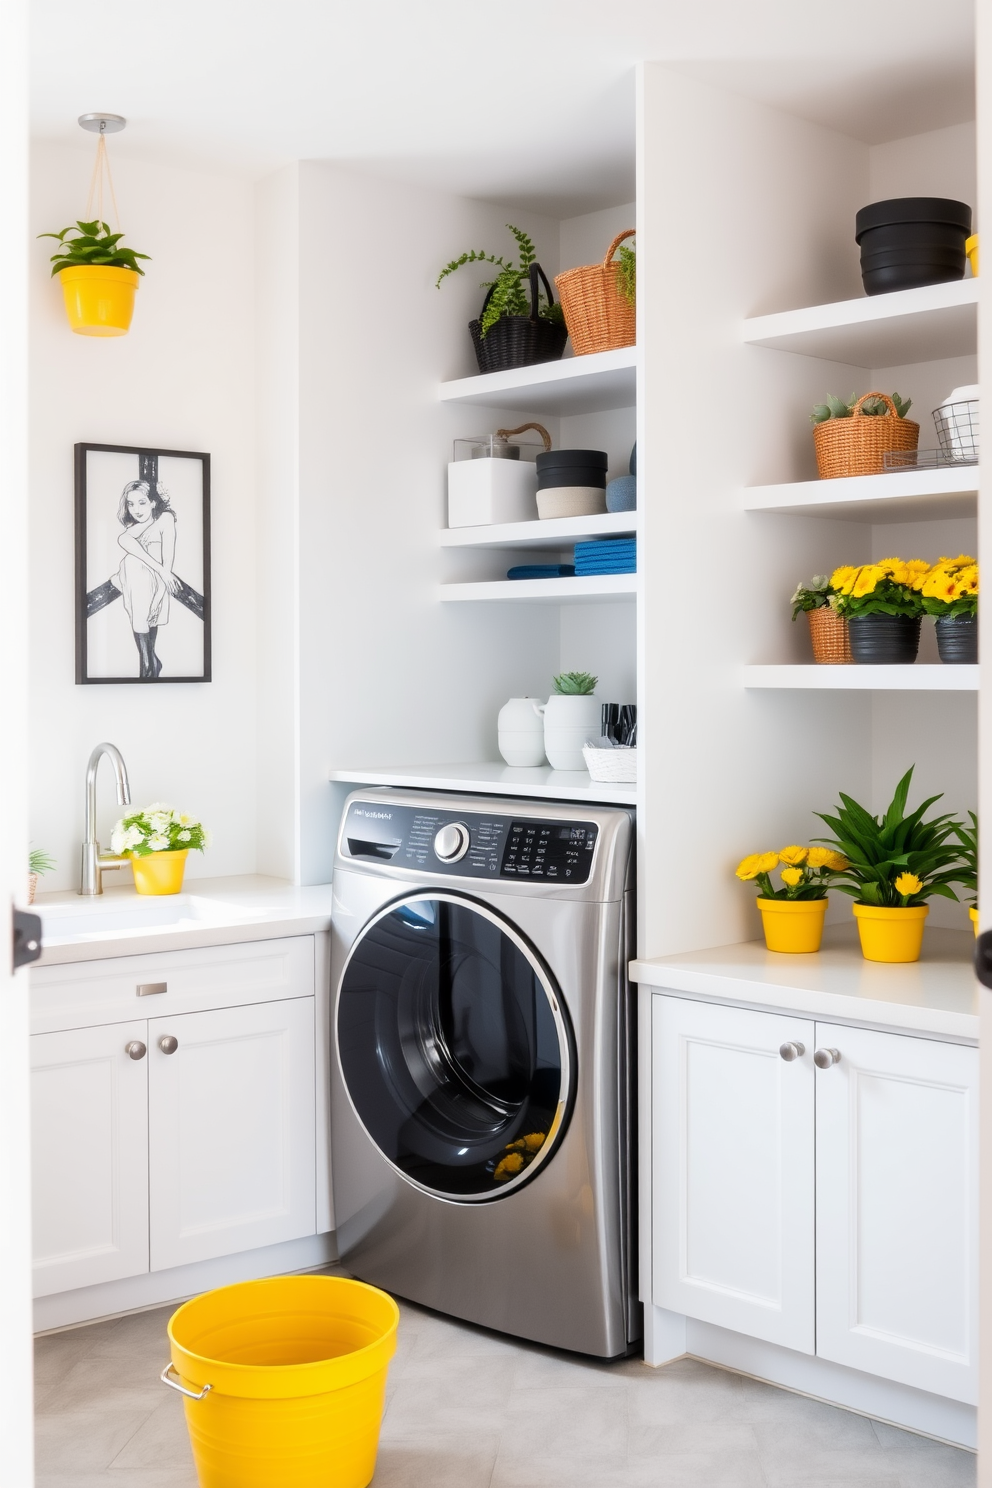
{"left": 536, "top": 694, "right": 600, "bottom": 771}
{"left": 497, "top": 697, "right": 547, "bottom": 767}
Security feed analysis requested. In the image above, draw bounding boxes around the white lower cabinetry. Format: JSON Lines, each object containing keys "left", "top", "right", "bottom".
{"left": 650, "top": 994, "right": 978, "bottom": 1406}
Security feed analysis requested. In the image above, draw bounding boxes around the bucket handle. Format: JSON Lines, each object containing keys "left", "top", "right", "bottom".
{"left": 160, "top": 1362, "right": 212, "bottom": 1401}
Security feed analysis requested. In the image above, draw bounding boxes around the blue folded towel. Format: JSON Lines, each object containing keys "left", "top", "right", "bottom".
{"left": 574, "top": 539, "right": 636, "bottom": 563}
{"left": 507, "top": 564, "right": 576, "bottom": 580}
{"left": 575, "top": 563, "right": 637, "bottom": 576}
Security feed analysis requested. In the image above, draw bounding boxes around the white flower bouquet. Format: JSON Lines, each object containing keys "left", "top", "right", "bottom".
{"left": 111, "top": 803, "right": 210, "bottom": 858}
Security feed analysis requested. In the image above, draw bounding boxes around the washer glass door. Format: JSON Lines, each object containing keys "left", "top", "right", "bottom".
{"left": 337, "top": 893, "right": 573, "bottom": 1200}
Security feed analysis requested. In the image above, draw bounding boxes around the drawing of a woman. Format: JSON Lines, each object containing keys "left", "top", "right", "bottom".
{"left": 110, "top": 479, "right": 180, "bottom": 678}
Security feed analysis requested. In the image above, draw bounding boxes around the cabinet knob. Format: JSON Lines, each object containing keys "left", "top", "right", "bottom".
{"left": 814, "top": 1047, "right": 841, "bottom": 1069}
{"left": 158, "top": 1035, "right": 179, "bottom": 1055}
{"left": 778, "top": 1041, "right": 805, "bottom": 1062}
{"left": 124, "top": 1040, "right": 147, "bottom": 1060}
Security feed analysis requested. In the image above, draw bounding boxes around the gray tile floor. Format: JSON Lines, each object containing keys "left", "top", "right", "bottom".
{"left": 34, "top": 1295, "right": 976, "bottom": 1487}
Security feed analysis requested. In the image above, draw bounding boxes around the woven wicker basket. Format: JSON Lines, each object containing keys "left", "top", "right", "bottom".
{"left": 554, "top": 230, "right": 635, "bottom": 357}
{"left": 813, "top": 392, "right": 919, "bottom": 479}
{"left": 806, "top": 605, "right": 852, "bottom": 664}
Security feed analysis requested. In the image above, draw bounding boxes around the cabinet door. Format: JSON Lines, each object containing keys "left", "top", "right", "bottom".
{"left": 652, "top": 996, "right": 815, "bottom": 1352}
{"left": 815, "top": 1024, "right": 978, "bottom": 1403}
{"left": 148, "top": 998, "right": 316, "bottom": 1270}
{"left": 31, "top": 1022, "right": 149, "bottom": 1296}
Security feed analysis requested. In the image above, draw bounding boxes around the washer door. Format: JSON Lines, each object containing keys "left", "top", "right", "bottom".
{"left": 336, "top": 893, "right": 574, "bottom": 1201}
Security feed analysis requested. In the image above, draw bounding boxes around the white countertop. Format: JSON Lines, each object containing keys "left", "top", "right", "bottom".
{"left": 630, "top": 925, "right": 980, "bottom": 1042}
{"left": 329, "top": 762, "right": 636, "bottom": 806}
{"left": 33, "top": 876, "right": 336, "bottom": 966}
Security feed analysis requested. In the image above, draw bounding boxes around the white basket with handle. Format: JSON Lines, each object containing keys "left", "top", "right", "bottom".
{"left": 582, "top": 743, "right": 637, "bottom": 784}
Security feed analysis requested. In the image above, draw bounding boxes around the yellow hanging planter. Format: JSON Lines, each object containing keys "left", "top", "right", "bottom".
{"left": 58, "top": 264, "right": 139, "bottom": 336}
{"left": 853, "top": 903, "right": 929, "bottom": 963}
{"left": 756, "top": 897, "right": 828, "bottom": 953}
{"left": 130, "top": 849, "right": 188, "bottom": 896}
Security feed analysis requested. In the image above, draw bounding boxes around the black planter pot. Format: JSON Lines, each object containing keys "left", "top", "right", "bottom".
{"left": 935, "top": 614, "right": 978, "bottom": 664}
{"left": 848, "top": 614, "right": 922, "bottom": 664}
{"left": 468, "top": 261, "right": 568, "bottom": 374}
{"left": 855, "top": 198, "right": 972, "bottom": 296}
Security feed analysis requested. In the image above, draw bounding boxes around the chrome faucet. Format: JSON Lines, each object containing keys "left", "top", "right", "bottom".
{"left": 80, "top": 742, "right": 132, "bottom": 895}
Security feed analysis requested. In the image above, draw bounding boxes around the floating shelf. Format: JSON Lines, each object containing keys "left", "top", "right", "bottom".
{"left": 440, "top": 574, "right": 636, "bottom": 603}
{"left": 440, "top": 511, "right": 636, "bottom": 551}
{"left": 744, "top": 664, "right": 977, "bottom": 690}
{"left": 328, "top": 762, "right": 636, "bottom": 807}
{"left": 438, "top": 345, "right": 637, "bottom": 416}
{"left": 742, "top": 279, "right": 977, "bottom": 368}
{"left": 744, "top": 465, "right": 978, "bottom": 523}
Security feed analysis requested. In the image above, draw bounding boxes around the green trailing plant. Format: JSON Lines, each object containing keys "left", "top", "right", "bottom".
{"left": 29, "top": 849, "right": 56, "bottom": 876}
{"left": 436, "top": 224, "right": 563, "bottom": 338}
{"left": 616, "top": 240, "right": 635, "bottom": 306}
{"left": 953, "top": 811, "right": 977, "bottom": 906}
{"left": 552, "top": 671, "right": 597, "bottom": 695}
{"left": 790, "top": 575, "right": 837, "bottom": 620}
{"left": 814, "top": 766, "right": 967, "bottom": 908}
{"left": 810, "top": 391, "right": 912, "bottom": 424}
{"left": 39, "top": 220, "right": 151, "bottom": 277}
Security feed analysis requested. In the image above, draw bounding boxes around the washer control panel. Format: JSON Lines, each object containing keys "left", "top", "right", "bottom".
{"left": 342, "top": 801, "right": 598, "bottom": 883}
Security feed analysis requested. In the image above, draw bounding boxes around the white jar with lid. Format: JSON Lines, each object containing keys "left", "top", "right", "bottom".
{"left": 497, "top": 698, "right": 547, "bottom": 766}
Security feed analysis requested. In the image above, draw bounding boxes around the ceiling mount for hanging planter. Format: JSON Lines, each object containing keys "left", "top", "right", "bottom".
{"left": 40, "top": 114, "right": 151, "bottom": 337}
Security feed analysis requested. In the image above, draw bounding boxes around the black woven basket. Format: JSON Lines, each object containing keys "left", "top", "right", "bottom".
{"left": 469, "top": 262, "right": 568, "bottom": 374}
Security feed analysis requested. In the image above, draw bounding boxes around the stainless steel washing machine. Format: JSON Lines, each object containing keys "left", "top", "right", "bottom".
{"left": 329, "top": 788, "right": 638, "bottom": 1358}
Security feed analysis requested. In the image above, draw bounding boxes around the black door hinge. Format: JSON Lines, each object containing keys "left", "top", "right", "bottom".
{"left": 13, "top": 909, "right": 42, "bottom": 972}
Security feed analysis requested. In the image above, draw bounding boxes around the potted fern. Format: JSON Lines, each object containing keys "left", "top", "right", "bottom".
{"left": 437, "top": 225, "right": 567, "bottom": 374}
{"left": 39, "top": 219, "right": 150, "bottom": 336}
{"left": 534, "top": 672, "right": 599, "bottom": 771}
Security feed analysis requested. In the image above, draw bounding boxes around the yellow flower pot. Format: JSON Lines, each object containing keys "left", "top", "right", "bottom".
{"left": 58, "top": 264, "right": 139, "bottom": 336}
{"left": 130, "top": 849, "right": 188, "bottom": 896}
{"left": 966, "top": 234, "right": 979, "bottom": 277}
{"left": 969, "top": 906, "right": 978, "bottom": 937}
{"left": 756, "top": 897, "right": 828, "bottom": 953}
{"left": 853, "top": 903, "right": 928, "bottom": 963}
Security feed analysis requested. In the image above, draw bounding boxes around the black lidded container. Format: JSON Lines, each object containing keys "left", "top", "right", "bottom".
{"left": 855, "top": 198, "right": 972, "bottom": 296}
{"left": 535, "top": 449, "right": 609, "bottom": 491}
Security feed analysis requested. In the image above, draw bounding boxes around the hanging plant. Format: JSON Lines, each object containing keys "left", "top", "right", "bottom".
{"left": 41, "top": 219, "right": 150, "bottom": 277}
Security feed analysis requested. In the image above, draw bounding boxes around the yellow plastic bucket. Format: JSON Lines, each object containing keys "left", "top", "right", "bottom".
{"left": 756, "top": 896, "right": 828, "bottom": 953}
{"left": 58, "top": 264, "right": 138, "bottom": 336}
{"left": 131, "top": 848, "right": 188, "bottom": 895}
{"left": 853, "top": 903, "right": 929, "bottom": 963}
{"left": 164, "top": 1276, "right": 399, "bottom": 1488}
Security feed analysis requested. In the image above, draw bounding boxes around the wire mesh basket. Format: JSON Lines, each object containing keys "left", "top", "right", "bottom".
{"left": 932, "top": 398, "right": 979, "bottom": 462}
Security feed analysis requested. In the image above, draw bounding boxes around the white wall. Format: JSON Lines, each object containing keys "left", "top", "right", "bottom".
{"left": 29, "top": 144, "right": 258, "bottom": 889}
{"left": 869, "top": 121, "right": 977, "bottom": 226}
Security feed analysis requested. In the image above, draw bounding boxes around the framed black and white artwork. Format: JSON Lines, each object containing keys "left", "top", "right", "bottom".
{"left": 75, "top": 443, "right": 211, "bottom": 684}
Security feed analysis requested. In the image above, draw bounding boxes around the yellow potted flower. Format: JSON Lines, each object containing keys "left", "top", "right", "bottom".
{"left": 831, "top": 558, "right": 930, "bottom": 664}
{"left": 814, "top": 767, "right": 969, "bottom": 962}
{"left": 110, "top": 803, "right": 209, "bottom": 895}
{"left": 735, "top": 845, "right": 847, "bottom": 953}
{"left": 921, "top": 555, "right": 978, "bottom": 664}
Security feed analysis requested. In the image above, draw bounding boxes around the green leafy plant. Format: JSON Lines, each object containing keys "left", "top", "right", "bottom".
{"left": 110, "top": 803, "right": 209, "bottom": 858}
{"left": 552, "top": 671, "right": 597, "bottom": 695}
{"left": 790, "top": 575, "right": 836, "bottom": 620}
{"left": 814, "top": 766, "right": 967, "bottom": 907}
{"left": 29, "top": 849, "right": 56, "bottom": 876}
{"left": 39, "top": 220, "right": 151, "bottom": 277}
{"left": 953, "top": 811, "right": 977, "bottom": 906}
{"left": 436, "top": 224, "right": 563, "bottom": 338}
{"left": 616, "top": 240, "right": 635, "bottom": 306}
{"left": 810, "top": 391, "right": 912, "bottom": 424}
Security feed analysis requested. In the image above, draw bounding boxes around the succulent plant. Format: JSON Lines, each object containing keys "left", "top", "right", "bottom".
{"left": 552, "top": 671, "right": 598, "bottom": 695}
{"left": 810, "top": 392, "right": 912, "bottom": 424}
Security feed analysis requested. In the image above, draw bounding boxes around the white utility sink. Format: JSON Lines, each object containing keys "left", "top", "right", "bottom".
{"left": 39, "top": 894, "right": 267, "bottom": 946}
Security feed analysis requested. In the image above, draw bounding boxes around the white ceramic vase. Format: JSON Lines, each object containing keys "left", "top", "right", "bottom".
{"left": 497, "top": 697, "right": 547, "bottom": 767}
{"left": 537, "top": 694, "right": 600, "bottom": 771}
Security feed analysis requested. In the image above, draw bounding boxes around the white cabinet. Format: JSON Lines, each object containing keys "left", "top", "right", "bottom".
{"left": 651, "top": 996, "right": 978, "bottom": 1403}
{"left": 815, "top": 1024, "right": 978, "bottom": 1404}
{"left": 651, "top": 997, "right": 815, "bottom": 1352}
{"left": 149, "top": 998, "right": 316, "bottom": 1270}
{"left": 31, "top": 1022, "right": 150, "bottom": 1297}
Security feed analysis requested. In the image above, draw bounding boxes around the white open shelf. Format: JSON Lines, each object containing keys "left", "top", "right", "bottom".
{"left": 745, "top": 664, "right": 978, "bottom": 690}
{"left": 438, "top": 345, "right": 637, "bottom": 416}
{"left": 744, "top": 465, "right": 979, "bottom": 523}
{"left": 440, "top": 511, "right": 636, "bottom": 550}
{"left": 742, "top": 279, "right": 977, "bottom": 367}
{"left": 328, "top": 762, "right": 636, "bottom": 807}
{"left": 440, "top": 574, "right": 636, "bottom": 604}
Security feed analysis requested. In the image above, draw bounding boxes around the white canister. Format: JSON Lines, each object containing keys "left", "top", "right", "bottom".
{"left": 497, "top": 697, "right": 547, "bottom": 766}
{"left": 537, "top": 694, "right": 600, "bottom": 771}
{"left": 448, "top": 458, "right": 538, "bottom": 528}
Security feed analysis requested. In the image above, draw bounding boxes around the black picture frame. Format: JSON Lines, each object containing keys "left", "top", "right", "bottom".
{"left": 74, "top": 443, "right": 212, "bottom": 685}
